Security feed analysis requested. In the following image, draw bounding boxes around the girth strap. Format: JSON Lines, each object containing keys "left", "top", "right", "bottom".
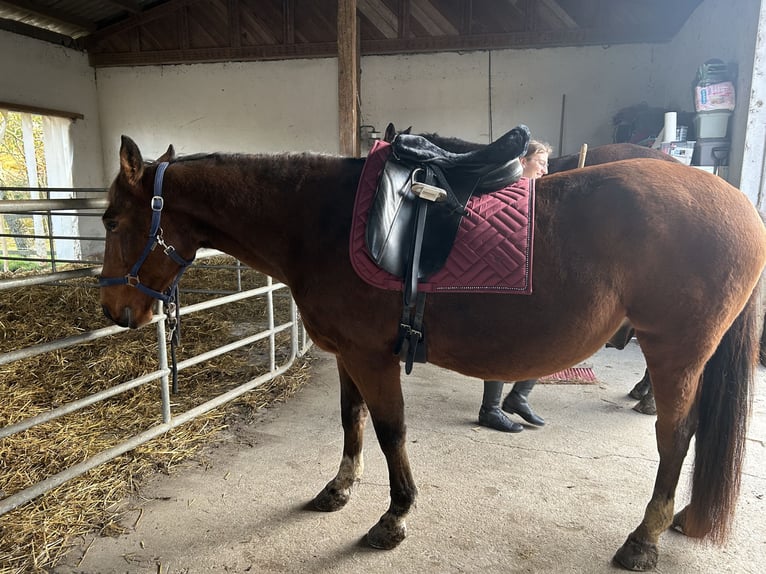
{"left": 395, "top": 165, "right": 452, "bottom": 372}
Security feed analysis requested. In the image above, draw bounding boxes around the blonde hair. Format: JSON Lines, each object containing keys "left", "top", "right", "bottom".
{"left": 524, "top": 139, "right": 553, "bottom": 159}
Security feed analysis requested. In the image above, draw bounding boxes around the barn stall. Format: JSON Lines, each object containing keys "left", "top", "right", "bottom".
{"left": 1, "top": 0, "right": 766, "bottom": 572}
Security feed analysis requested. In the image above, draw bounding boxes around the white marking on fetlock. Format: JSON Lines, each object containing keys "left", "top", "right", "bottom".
{"left": 336, "top": 454, "right": 364, "bottom": 488}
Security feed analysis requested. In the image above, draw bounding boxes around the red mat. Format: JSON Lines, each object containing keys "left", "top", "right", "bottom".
{"left": 539, "top": 367, "right": 598, "bottom": 384}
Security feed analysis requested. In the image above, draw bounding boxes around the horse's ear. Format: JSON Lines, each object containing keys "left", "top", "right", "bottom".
{"left": 403, "top": 126, "right": 412, "bottom": 135}
{"left": 384, "top": 123, "right": 397, "bottom": 143}
{"left": 156, "top": 144, "right": 176, "bottom": 163}
{"left": 119, "top": 135, "right": 144, "bottom": 186}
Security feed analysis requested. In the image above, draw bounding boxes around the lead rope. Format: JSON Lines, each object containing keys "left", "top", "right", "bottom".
{"left": 165, "top": 285, "right": 182, "bottom": 393}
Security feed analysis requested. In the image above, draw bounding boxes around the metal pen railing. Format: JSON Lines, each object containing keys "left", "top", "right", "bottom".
{"left": 0, "top": 194, "right": 312, "bottom": 516}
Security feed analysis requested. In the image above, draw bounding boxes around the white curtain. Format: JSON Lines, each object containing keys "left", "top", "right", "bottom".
{"left": 42, "top": 115, "right": 79, "bottom": 260}
{"left": 20, "top": 114, "right": 48, "bottom": 257}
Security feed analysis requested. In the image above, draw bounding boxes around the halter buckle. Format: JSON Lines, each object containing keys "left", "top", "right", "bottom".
{"left": 166, "top": 301, "right": 177, "bottom": 321}
{"left": 126, "top": 274, "right": 140, "bottom": 287}
{"left": 151, "top": 195, "right": 164, "bottom": 211}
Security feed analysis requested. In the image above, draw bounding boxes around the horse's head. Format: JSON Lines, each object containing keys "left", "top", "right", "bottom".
{"left": 100, "top": 136, "right": 196, "bottom": 329}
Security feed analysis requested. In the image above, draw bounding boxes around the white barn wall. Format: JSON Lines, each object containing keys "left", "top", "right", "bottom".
{"left": 95, "top": 58, "right": 339, "bottom": 179}
{"left": 95, "top": 44, "right": 663, "bottom": 169}
{"left": 360, "top": 51, "right": 491, "bottom": 142}
{"left": 0, "top": 30, "right": 104, "bottom": 189}
{"left": 361, "top": 44, "right": 661, "bottom": 156}
{"left": 489, "top": 44, "right": 660, "bottom": 156}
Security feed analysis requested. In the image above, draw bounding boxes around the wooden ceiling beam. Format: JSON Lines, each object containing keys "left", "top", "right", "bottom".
{"left": 84, "top": 0, "right": 703, "bottom": 67}
{"left": 283, "top": 0, "right": 294, "bottom": 44}
{"left": 88, "top": 22, "right": 670, "bottom": 67}
{"left": 358, "top": 0, "right": 397, "bottom": 39}
{"left": 89, "top": 42, "right": 339, "bottom": 67}
{"left": 86, "top": 0, "right": 195, "bottom": 43}
{"left": 101, "top": 0, "right": 142, "bottom": 13}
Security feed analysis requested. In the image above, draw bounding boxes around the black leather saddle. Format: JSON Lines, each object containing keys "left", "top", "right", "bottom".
{"left": 364, "top": 124, "right": 531, "bottom": 372}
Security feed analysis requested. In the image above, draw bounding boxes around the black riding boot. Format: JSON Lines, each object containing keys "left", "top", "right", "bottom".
{"left": 502, "top": 379, "right": 545, "bottom": 426}
{"left": 478, "top": 380, "right": 523, "bottom": 433}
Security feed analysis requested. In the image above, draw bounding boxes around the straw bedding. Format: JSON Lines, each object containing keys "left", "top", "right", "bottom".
{"left": 0, "top": 257, "right": 313, "bottom": 573}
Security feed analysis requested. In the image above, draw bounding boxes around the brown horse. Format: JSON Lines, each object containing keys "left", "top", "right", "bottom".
{"left": 99, "top": 135, "right": 765, "bottom": 571}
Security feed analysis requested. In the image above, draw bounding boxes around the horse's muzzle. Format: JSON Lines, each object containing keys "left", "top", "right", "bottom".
{"left": 102, "top": 304, "right": 134, "bottom": 328}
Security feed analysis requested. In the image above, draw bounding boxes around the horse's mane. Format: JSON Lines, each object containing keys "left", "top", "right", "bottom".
{"left": 147, "top": 150, "right": 350, "bottom": 168}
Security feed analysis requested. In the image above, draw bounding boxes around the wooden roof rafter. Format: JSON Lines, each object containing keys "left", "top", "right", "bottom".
{"left": 79, "top": 0, "right": 704, "bottom": 68}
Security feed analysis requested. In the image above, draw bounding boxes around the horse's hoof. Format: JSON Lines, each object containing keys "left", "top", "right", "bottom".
{"left": 312, "top": 482, "right": 351, "bottom": 512}
{"left": 632, "top": 395, "right": 657, "bottom": 416}
{"left": 366, "top": 514, "right": 406, "bottom": 549}
{"left": 628, "top": 379, "right": 650, "bottom": 400}
{"left": 612, "top": 536, "right": 659, "bottom": 571}
{"left": 671, "top": 507, "right": 688, "bottom": 535}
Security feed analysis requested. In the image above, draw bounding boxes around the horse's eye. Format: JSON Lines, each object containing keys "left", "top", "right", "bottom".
{"left": 103, "top": 219, "right": 118, "bottom": 232}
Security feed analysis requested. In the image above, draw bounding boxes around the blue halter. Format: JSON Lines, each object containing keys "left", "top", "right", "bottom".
{"left": 99, "top": 162, "right": 195, "bottom": 394}
{"left": 99, "top": 162, "right": 195, "bottom": 305}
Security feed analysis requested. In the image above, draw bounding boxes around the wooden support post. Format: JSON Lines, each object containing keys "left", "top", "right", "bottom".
{"left": 338, "top": 0, "right": 360, "bottom": 156}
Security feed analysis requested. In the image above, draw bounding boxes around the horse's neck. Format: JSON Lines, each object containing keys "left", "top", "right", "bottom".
{"left": 176, "top": 154, "right": 360, "bottom": 282}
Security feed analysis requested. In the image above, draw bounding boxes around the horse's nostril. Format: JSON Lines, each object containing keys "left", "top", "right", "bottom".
{"left": 102, "top": 304, "right": 133, "bottom": 328}
{"left": 121, "top": 307, "right": 133, "bottom": 328}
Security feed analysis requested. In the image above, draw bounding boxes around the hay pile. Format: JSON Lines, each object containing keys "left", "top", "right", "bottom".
{"left": 0, "top": 257, "right": 313, "bottom": 573}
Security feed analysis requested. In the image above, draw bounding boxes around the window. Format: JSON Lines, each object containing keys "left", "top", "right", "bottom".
{"left": 0, "top": 109, "right": 76, "bottom": 271}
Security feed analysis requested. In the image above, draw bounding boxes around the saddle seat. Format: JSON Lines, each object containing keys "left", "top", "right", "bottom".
{"left": 391, "top": 125, "right": 529, "bottom": 193}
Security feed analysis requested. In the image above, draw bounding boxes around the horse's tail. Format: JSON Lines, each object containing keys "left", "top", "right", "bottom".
{"left": 685, "top": 283, "right": 759, "bottom": 543}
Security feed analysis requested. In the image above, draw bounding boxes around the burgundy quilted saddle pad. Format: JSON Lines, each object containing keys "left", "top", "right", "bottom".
{"left": 350, "top": 140, "right": 534, "bottom": 294}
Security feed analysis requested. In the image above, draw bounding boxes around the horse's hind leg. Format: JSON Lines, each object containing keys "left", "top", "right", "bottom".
{"left": 613, "top": 365, "right": 699, "bottom": 571}
{"left": 312, "top": 356, "right": 368, "bottom": 512}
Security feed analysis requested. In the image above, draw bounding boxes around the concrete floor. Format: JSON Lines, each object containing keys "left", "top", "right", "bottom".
{"left": 55, "top": 341, "right": 766, "bottom": 574}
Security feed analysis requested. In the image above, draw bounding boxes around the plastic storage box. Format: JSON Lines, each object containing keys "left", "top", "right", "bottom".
{"left": 694, "top": 111, "right": 731, "bottom": 138}
{"left": 692, "top": 138, "right": 730, "bottom": 166}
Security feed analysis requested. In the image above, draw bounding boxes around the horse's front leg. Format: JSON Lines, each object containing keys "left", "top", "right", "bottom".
{"left": 313, "top": 355, "right": 368, "bottom": 511}
{"left": 365, "top": 398, "right": 417, "bottom": 550}
{"left": 342, "top": 352, "right": 417, "bottom": 549}
{"left": 613, "top": 368, "right": 698, "bottom": 571}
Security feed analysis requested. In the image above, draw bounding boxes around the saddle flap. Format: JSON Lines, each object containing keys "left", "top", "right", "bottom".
{"left": 365, "top": 160, "right": 413, "bottom": 273}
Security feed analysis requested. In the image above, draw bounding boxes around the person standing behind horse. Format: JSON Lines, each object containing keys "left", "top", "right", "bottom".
{"left": 479, "top": 139, "right": 553, "bottom": 433}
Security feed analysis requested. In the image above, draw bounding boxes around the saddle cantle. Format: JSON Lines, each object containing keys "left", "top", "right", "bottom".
{"left": 361, "top": 125, "right": 531, "bottom": 373}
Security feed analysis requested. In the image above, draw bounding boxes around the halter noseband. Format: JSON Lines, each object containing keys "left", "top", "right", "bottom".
{"left": 99, "top": 161, "right": 195, "bottom": 394}
{"left": 99, "top": 161, "right": 195, "bottom": 305}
